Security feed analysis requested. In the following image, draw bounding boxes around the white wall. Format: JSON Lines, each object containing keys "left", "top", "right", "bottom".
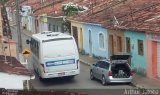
{"left": 0, "top": 72, "right": 30, "bottom": 89}
{"left": 21, "top": 6, "right": 31, "bottom": 16}
{"left": 40, "top": 21, "right": 48, "bottom": 33}
{"left": 6, "top": 7, "right": 13, "bottom": 21}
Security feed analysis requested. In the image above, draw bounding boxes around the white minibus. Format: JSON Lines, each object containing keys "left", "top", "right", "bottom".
{"left": 29, "top": 31, "right": 79, "bottom": 80}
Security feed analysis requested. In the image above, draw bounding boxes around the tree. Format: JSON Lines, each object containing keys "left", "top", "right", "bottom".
{"left": 62, "top": 2, "right": 87, "bottom": 34}
{"left": 62, "top": 2, "right": 85, "bottom": 16}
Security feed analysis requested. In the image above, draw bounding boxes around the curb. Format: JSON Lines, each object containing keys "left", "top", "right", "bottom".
{"left": 79, "top": 59, "right": 91, "bottom": 66}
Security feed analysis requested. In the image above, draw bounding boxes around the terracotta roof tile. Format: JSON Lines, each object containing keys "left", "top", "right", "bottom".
{"left": 0, "top": 55, "right": 33, "bottom": 76}
{"left": 32, "top": 0, "right": 92, "bottom": 16}
{"left": 69, "top": 0, "right": 160, "bottom": 33}
{"left": 7, "top": 0, "right": 160, "bottom": 33}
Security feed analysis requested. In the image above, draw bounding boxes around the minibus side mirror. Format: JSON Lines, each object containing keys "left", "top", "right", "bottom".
{"left": 93, "top": 64, "right": 96, "bottom": 66}
{"left": 26, "top": 39, "right": 30, "bottom": 44}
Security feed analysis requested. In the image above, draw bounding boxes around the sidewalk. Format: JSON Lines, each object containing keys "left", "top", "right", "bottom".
{"left": 79, "top": 54, "right": 160, "bottom": 89}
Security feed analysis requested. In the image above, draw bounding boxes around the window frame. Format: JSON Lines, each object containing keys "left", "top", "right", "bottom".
{"left": 48, "top": 23, "right": 51, "bottom": 31}
{"left": 57, "top": 25, "right": 59, "bottom": 32}
{"left": 95, "top": 61, "right": 102, "bottom": 67}
{"left": 126, "top": 37, "right": 131, "bottom": 53}
{"left": 138, "top": 40, "right": 144, "bottom": 56}
{"left": 101, "top": 61, "right": 110, "bottom": 70}
{"left": 117, "top": 36, "right": 122, "bottom": 52}
{"left": 53, "top": 25, "right": 55, "bottom": 32}
{"left": 99, "top": 32, "right": 105, "bottom": 49}
{"left": 30, "top": 38, "right": 40, "bottom": 58}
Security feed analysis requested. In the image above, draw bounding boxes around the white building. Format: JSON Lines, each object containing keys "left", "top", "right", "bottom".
{"left": 20, "top": 6, "right": 33, "bottom": 32}
{"left": 0, "top": 55, "right": 34, "bottom": 89}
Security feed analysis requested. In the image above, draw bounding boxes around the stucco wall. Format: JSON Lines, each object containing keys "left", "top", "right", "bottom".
{"left": 31, "top": 17, "right": 36, "bottom": 33}
{"left": 0, "top": 73, "right": 30, "bottom": 89}
{"left": 83, "top": 24, "right": 108, "bottom": 58}
{"left": 71, "top": 22, "right": 83, "bottom": 34}
{"left": 21, "top": 16, "right": 32, "bottom": 32}
{"left": 27, "top": 16, "right": 32, "bottom": 32}
{"left": 38, "top": 16, "right": 49, "bottom": 33}
{"left": 108, "top": 29, "right": 125, "bottom": 55}
{"left": 124, "top": 31, "right": 146, "bottom": 75}
{"left": 146, "top": 40, "right": 153, "bottom": 78}
{"left": 47, "top": 17, "right": 64, "bottom": 32}
{"left": 71, "top": 21, "right": 83, "bottom": 50}
{"left": 39, "top": 21, "right": 48, "bottom": 33}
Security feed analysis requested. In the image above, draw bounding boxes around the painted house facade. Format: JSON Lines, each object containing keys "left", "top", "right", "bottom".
{"left": 108, "top": 29, "right": 125, "bottom": 56}
{"left": 146, "top": 33, "right": 160, "bottom": 79}
{"left": 0, "top": 55, "right": 34, "bottom": 89}
{"left": 38, "top": 14, "right": 48, "bottom": 33}
{"left": 70, "top": 20, "right": 108, "bottom": 58}
{"left": 71, "top": 21, "right": 83, "bottom": 52}
{"left": 34, "top": 15, "right": 66, "bottom": 33}
{"left": 21, "top": 6, "right": 32, "bottom": 32}
{"left": 124, "top": 31, "right": 147, "bottom": 75}
{"left": 83, "top": 23, "right": 108, "bottom": 58}
{"left": 31, "top": 16, "right": 39, "bottom": 33}
{"left": 0, "top": 72, "right": 32, "bottom": 89}
{"left": 47, "top": 16, "right": 65, "bottom": 33}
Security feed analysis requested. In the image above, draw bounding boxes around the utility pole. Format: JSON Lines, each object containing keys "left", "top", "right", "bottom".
{"left": 16, "top": 0, "right": 22, "bottom": 54}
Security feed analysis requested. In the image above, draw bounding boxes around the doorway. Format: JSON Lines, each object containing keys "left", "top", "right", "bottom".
{"left": 109, "top": 35, "right": 114, "bottom": 56}
{"left": 89, "top": 30, "right": 92, "bottom": 56}
{"left": 126, "top": 37, "right": 131, "bottom": 65}
{"left": 79, "top": 28, "right": 83, "bottom": 52}
{"left": 157, "top": 43, "right": 160, "bottom": 78}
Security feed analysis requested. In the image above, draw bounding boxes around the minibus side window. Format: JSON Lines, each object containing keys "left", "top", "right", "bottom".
{"left": 30, "top": 38, "right": 39, "bottom": 58}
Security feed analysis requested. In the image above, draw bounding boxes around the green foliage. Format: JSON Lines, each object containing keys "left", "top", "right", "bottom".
{"left": 62, "top": 2, "right": 85, "bottom": 16}
{"left": 62, "top": 20, "right": 71, "bottom": 33}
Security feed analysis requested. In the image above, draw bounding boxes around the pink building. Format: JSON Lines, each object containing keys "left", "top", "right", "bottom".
{"left": 146, "top": 33, "right": 160, "bottom": 80}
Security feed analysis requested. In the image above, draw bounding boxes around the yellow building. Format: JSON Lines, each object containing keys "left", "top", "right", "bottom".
{"left": 70, "top": 20, "right": 84, "bottom": 52}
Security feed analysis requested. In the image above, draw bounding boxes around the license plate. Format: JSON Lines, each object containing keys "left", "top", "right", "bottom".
{"left": 58, "top": 72, "right": 65, "bottom": 76}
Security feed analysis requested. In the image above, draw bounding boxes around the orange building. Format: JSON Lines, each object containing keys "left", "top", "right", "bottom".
{"left": 146, "top": 33, "right": 160, "bottom": 80}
